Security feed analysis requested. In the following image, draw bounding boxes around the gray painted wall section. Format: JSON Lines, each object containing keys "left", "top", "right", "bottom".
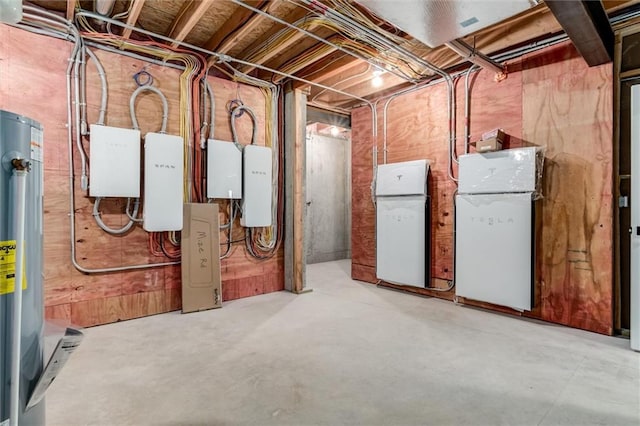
{"left": 305, "top": 134, "right": 352, "bottom": 264}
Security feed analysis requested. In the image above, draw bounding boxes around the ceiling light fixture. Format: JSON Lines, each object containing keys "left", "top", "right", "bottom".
{"left": 372, "top": 69, "right": 385, "bottom": 88}
{"left": 330, "top": 126, "right": 340, "bottom": 137}
{"left": 0, "top": 0, "right": 22, "bottom": 23}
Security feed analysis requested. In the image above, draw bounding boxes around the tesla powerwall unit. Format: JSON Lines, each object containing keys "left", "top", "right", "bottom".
{"left": 455, "top": 193, "right": 533, "bottom": 311}
{"left": 458, "top": 147, "right": 538, "bottom": 194}
{"left": 89, "top": 124, "right": 141, "bottom": 197}
{"left": 143, "top": 133, "right": 184, "bottom": 231}
{"left": 376, "top": 159, "right": 430, "bottom": 287}
{"left": 241, "top": 144, "right": 272, "bottom": 227}
{"left": 207, "top": 139, "right": 242, "bottom": 199}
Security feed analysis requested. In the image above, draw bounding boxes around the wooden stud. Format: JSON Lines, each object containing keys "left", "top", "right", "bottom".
{"left": 284, "top": 85, "right": 308, "bottom": 293}
{"left": 66, "top": 0, "right": 75, "bottom": 21}
{"left": 121, "top": 0, "right": 146, "bottom": 40}
{"left": 168, "top": 0, "right": 213, "bottom": 47}
{"left": 613, "top": 30, "right": 623, "bottom": 332}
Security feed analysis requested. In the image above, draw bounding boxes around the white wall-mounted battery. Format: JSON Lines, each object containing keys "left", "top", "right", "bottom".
{"left": 207, "top": 139, "right": 242, "bottom": 199}
{"left": 241, "top": 145, "right": 272, "bottom": 227}
{"left": 89, "top": 124, "right": 141, "bottom": 197}
{"left": 143, "top": 132, "right": 184, "bottom": 232}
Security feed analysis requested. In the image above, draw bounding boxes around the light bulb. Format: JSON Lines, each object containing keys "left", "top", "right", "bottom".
{"left": 371, "top": 69, "right": 385, "bottom": 88}
{"left": 330, "top": 126, "right": 340, "bottom": 137}
{"left": 0, "top": 0, "right": 22, "bottom": 23}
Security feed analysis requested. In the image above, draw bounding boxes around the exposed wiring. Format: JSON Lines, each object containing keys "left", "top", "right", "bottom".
{"left": 230, "top": 103, "right": 258, "bottom": 151}
{"left": 129, "top": 84, "right": 169, "bottom": 133}
{"left": 93, "top": 197, "right": 139, "bottom": 234}
{"left": 133, "top": 69, "right": 153, "bottom": 86}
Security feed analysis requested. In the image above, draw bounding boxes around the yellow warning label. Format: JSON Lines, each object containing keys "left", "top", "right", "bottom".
{"left": 0, "top": 240, "right": 27, "bottom": 295}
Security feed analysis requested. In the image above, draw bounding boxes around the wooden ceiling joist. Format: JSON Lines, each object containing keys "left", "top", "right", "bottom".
{"left": 205, "top": 1, "right": 280, "bottom": 55}
{"left": 121, "top": 0, "right": 146, "bottom": 40}
{"left": 204, "top": 2, "right": 264, "bottom": 52}
{"left": 271, "top": 41, "right": 339, "bottom": 83}
{"left": 241, "top": 23, "right": 321, "bottom": 74}
{"left": 168, "top": 0, "right": 213, "bottom": 47}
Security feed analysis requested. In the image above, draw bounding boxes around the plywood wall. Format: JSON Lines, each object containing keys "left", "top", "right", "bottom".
{"left": 351, "top": 42, "right": 614, "bottom": 335}
{"left": 0, "top": 25, "right": 284, "bottom": 327}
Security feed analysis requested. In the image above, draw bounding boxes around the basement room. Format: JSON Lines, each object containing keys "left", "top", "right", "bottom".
{"left": 0, "top": 0, "right": 639, "bottom": 424}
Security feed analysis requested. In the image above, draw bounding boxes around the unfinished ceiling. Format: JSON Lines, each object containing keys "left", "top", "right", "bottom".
{"left": 26, "top": 0, "right": 640, "bottom": 111}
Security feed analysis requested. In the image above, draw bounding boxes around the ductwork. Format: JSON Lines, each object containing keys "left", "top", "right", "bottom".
{"left": 355, "top": 0, "right": 539, "bottom": 48}
{"left": 445, "top": 39, "right": 504, "bottom": 74}
{"left": 94, "top": 0, "right": 116, "bottom": 16}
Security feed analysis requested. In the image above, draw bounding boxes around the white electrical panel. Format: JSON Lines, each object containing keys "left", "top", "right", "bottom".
{"left": 143, "top": 132, "right": 184, "bottom": 232}
{"left": 376, "top": 195, "right": 427, "bottom": 287}
{"left": 458, "top": 147, "right": 538, "bottom": 194}
{"left": 89, "top": 124, "right": 141, "bottom": 197}
{"left": 376, "top": 159, "right": 428, "bottom": 196}
{"left": 241, "top": 145, "right": 272, "bottom": 227}
{"left": 207, "top": 139, "right": 242, "bottom": 199}
{"left": 455, "top": 193, "right": 533, "bottom": 311}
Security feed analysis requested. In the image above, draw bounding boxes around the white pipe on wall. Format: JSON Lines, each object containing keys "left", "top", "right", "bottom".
{"left": 9, "top": 165, "right": 28, "bottom": 426}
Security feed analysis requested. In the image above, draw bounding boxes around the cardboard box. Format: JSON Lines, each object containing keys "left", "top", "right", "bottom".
{"left": 482, "top": 128, "right": 506, "bottom": 143}
{"left": 181, "top": 203, "right": 222, "bottom": 313}
{"left": 476, "top": 137, "right": 503, "bottom": 153}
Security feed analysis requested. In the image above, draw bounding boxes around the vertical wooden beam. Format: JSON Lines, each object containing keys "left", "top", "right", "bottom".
{"left": 121, "top": 0, "right": 146, "bottom": 40}
{"left": 66, "top": 0, "right": 75, "bottom": 21}
{"left": 284, "top": 85, "right": 309, "bottom": 293}
{"left": 168, "top": 0, "right": 212, "bottom": 47}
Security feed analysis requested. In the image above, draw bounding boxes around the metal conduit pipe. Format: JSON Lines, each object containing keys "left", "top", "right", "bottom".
{"left": 294, "top": 0, "right": 457, "bottom": 179}
{"left": 229, "top": 0, "right": 419, "bottom": 84}
{"left": 129, "top": 85, "right": 169, "bottom": 133}
{"left": 298, "top": 0, "right": 458, "bottom": 177}
{"left": 85, "top": 47, "right": 108, "bottom": 126}
{"left": 73, "top": 9, "right": 381, "bottom": 215}
{"left": 24, "top": 8, "right": 380, "bottom": 269}
{"left": 73, "top": 10, "right": 371, "bottom": 103}
{"left": 464, "top": 65, "right": 480, "bottom": 155}
{"left": 445, "top": 39, "right": 504, "bottom": 75}
{"left": 21, "top": 9, "right": 180, "bottom": 273}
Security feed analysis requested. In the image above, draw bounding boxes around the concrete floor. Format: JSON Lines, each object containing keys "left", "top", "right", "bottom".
{"left": 47, "top": 260, "right": 639, "bottom": 425}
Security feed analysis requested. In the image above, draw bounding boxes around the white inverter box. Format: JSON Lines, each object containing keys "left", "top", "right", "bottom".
{"left": 241, "top": 145, "right": 272, "bottom": 227}
{"left": 89, "top": 124, "right": 141, "bottom": 197}
{"left": 143, "top": 132, "right": 184, "bottom": 231}
{"left": 207, "top": 139, "right": 242, "bottom": 199}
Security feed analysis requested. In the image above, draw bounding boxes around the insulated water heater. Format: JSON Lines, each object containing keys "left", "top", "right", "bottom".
{"left": 0, "top": 110, "right": 45, "bottom": 425}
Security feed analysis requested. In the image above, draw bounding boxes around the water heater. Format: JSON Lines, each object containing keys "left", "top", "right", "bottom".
{"left": 0, "top": 110, "right": 45, "bottom": 425}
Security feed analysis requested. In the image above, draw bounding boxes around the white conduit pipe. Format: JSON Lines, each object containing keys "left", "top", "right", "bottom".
{"left": 73, "top": 40, "right": 90, "bottom": 191}
{"left": 85, "top": 47, "right": 108, "bottom": 125}
{"left": 129, "top": 85, "right": 169, "bottom": 133}
{"left": 230, "top": 104, "right": 258, "bottom": 151}
{"left": 206, "top": 80, "right": 215, "bottom": 139}
{"left": 18, "top": 9, "right": 180, "bottom": 274}
{"left": 9, "top": 165, "right": 28, "bottom": 426}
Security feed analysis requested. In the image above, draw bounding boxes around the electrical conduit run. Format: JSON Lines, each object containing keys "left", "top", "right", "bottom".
{"left": 9, "top": 160, "right": 28, "bottom": 426}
